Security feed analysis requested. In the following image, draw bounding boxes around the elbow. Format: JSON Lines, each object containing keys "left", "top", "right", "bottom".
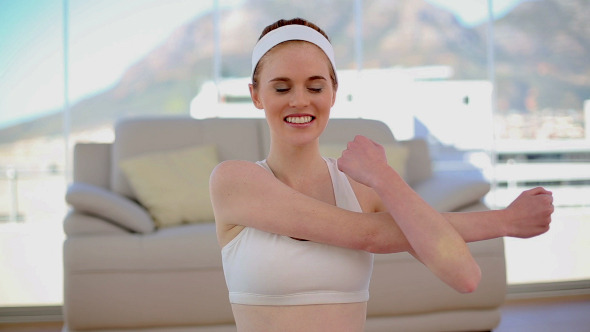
{"left": 455, "top": 265, "right": 482, "bottom": 294}
{"left": 359, "top": 234, "right": 382, "bottom": 253}
{"left": 364, "top": 243, "right": 396, "bottom": 254}
{"left": 362, "top": 231, "right": 407, "bottom": 254}
{"left": 456, "top": 278, "right": 480, "bottom": 294}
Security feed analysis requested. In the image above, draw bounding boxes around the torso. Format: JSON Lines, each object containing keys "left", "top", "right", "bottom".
{"left": 218, "top": 159, "right": 383, "bottom": 248}
{"left": 220, "top": 158, "right": 377, "bottom": 332}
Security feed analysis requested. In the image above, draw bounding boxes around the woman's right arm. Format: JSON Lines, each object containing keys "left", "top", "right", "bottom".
{"left": 211, "top": 159, "right": 553, "bottom": 293}
{"left": 210, "top": 160, "right": 553, "bottom": 250}
{"left": 209, "top": 159, "right": 407, "bottom": 251}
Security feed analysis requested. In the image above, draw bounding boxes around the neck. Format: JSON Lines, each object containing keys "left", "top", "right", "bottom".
{"left": 266, "top": 141, "right": 326, "bottom": 187}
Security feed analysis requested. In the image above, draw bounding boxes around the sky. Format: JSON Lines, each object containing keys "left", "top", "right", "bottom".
{"left": 0, "top": 0, "right": 523, "bottom": 129}
{"left": 0, "top": 0, "right": 229, "bottom": 128}
{"left": 426, "top": 0, "right": 525, "bottom": 26}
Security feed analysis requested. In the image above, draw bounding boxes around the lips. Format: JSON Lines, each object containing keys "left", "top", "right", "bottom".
{"left": 285, "top": 115, "right": 314, "bottom": 124}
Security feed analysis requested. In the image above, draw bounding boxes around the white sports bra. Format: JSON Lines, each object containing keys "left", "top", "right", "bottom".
{"left": 221, "top": 158, "right": 374, "bottom": 306}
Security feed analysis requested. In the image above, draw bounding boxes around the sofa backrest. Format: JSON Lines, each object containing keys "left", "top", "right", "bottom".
{"left": 320, "top": 119, "right": 432, "bottom": 185}
{"left": 109, "top": 116, "right": 416, "bottom": 198}
{"left": 111, "top": 117, "right": 266, "bottom": 198}
{"left": 257, "top": 117, "right": 397, "bottom": 152}
{"left": 73, "top": 143, "right": 112, "bottom": 189}
{"left": 322, "top": 118, "right": 396, "bottom": 144}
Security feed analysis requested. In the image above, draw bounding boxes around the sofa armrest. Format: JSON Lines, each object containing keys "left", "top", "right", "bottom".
{"left": 413, "top": 170, "right": 490, "bottom": 212}
{"left": 398, "top": 138, "right": 433, "bottom": 186}
{"left": 65, "top": 182, "right": 155, "bottom": 234}
{"left": 64, "top": 210, "right": 130, "bottom": 236}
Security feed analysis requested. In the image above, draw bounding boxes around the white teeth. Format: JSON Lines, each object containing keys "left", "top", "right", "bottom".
{"left": 285, "top": 116, "right": 313, "bottom": 124}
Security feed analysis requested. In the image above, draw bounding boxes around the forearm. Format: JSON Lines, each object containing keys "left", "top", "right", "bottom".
{"left": 212, "top": 160, "right": 412, "bottom": 252}
{"left": 374, "top": 167, "right": 481, "bottom": 293}
{"left": 374, "top": 209, "right": 509, "bottom": 253}
{"left": 442, "top": 209, "right": 509, "bottom": 243}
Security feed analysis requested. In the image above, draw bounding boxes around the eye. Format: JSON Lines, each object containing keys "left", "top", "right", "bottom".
{"left": 273, "top": 84, "right": 290, "bottom": 93}
{"left": 308, "top": 84, "right": 324, "bottom": 93}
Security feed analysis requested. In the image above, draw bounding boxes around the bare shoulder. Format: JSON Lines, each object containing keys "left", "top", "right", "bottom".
{"left": 211, "top": 159, "right": 261, "bottom": 178}
{"left": 210, "top": 160, "right": 272, "bottom": 246}
{"left": 210, "top": 160, "right": 268, "bottom": 188}
{"left": 209, "top": 159, "right": 276, "bottom": 211}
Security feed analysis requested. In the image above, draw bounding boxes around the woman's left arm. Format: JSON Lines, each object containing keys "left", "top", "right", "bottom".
{"left": 339, "top": 135, "right": 482, "bottom": 293}
{"left": 442, "top": 186, "right": 554, "bottom": 242}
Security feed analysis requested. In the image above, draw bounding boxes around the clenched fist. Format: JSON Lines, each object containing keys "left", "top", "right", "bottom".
{"left": 504, "top": 187, "right": 554, "bottom": 238}
{"left": 337, "top": 135, "right": 400, "bottom": 189}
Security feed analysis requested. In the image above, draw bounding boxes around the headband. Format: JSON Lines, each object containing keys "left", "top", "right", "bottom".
{"left": 251, "top": 24, "right": 337, "bottom": 79}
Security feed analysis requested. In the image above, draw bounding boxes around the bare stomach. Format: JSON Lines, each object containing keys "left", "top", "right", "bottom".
{"left": 231, "top": 302, "right": 367, "bottom": 332}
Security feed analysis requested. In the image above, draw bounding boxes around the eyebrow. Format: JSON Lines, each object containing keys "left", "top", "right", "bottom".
{"left": 268, "top": 75, "right": 327, "bottom": 83}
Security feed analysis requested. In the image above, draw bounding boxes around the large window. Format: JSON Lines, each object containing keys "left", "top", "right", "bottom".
{"left": 0, "top": 0, "right": 65, "bottom": 306}
{"left": 489, "top": 0, "right": 590, "bottom": 286}
{"left": 1, "top": 0, "right": 588, "bottom": 308}
{"left": 0, "top": 0, "right": 220, "bottom": 307}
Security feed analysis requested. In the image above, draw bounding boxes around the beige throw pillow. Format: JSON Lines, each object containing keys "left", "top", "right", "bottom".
{"left": 119, "top": 145, "right": 219, "bottom": 228}
{"left": 319, "top": 143, "right": 409, "bottom": 180}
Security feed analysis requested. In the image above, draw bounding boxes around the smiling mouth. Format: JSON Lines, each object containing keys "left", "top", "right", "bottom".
{"left": 285, "top": 115, "right": 314, "bottom": 124}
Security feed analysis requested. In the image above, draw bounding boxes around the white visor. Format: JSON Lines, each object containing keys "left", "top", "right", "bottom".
{"left": 251, "top": 24, "right": 336, "bottom": 79}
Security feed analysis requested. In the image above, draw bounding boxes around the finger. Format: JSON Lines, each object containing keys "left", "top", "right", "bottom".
{"left": 336, "top": 158, "right": 344, "bottom": 172}
{"left": 354, "top": 135, "right": 368, "bottom": 142}
{"left": 527, "top": 186, "right": 551, "bottom": 196}
{"left": 347, "top": 138, "right": 361, "bottom": 150}
{"left": 545, "top": 193, "right": 554, "bottom": 204}
{"left": 363, "top": 135, "right": 381, "bottom": 148}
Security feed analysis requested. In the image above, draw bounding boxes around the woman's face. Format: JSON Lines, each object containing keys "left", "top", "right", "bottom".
{"left": 250, "top": 41, "right": 337, "bottom": 147}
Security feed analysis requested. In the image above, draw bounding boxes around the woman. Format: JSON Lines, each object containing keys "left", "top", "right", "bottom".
{"left": 210, "top": 18, "right": 554, "bottom": 332}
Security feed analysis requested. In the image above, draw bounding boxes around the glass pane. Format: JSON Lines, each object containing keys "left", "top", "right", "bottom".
{"left": 360, "top": 0, "right": 492, "bottom": 165}
{"left": 68, "top": 0, "right": 218, "bottom": 142}
{"left": 0, "top": 0, "right": 228, "bottom": 307}
{"left": 490, "top": 0, "right": 590, "bottom": 284}
{"left": 0, "top": 1, "right": 66, "bottom": 306}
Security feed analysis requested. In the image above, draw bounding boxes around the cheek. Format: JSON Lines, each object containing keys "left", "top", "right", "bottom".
{"left": 318, "top": 93, "right": 335, "bottom": 110}
{"left": 260, "top": 94, "right": 286, "bottom": 114}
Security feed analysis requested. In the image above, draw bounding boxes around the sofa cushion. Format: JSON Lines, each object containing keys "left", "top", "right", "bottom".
{"left": 111, "top": 117, "right": 264, "bottom": 198}
{"left": 369, "top": 238, "right": 506, "bottom": 317}
{"left": 413, "top": 169, "right": 491, "bottom": 212}
{"left": 319, "top": 143, "right": 409, "bottom": 180}
{"left": 398, "top": 138, "right": 433, "bottom": 186}
{"left": 63, "top": 211, "right": 132, "bottom": 236}
{"left": 66, "top": 182, "right": 155, "bottom": 233}
{"left": 62, "top": 223, "right": 234, "bottom": 330}
{"left": 64, "top": 223, "right": 222, "bottom": 272}
{"left": 119, "top": 145, "right": 218, "bottom": 228}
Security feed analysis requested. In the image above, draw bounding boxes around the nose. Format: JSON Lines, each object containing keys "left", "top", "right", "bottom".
{"left": 289, "top": 87, "right": 310, "bottom": 108}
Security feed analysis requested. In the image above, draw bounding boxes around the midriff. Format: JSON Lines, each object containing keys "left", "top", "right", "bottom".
{"left": 231, "top": 302, "right": 367, "bottom": 332}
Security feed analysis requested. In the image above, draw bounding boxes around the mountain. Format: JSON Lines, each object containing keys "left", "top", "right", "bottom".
{"left": 0, "top": 0, "right": 588, "bottom": 144}
{"left": 490, "top": 0, "right": 590, "bottom": 112}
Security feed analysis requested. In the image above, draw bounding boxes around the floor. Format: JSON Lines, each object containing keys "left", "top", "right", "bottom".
{"left": 494, "top": 294, "right": 590, "bottom": 332}
{"left": 0, "top": 321, "right": 63, "bottom": 332}
{"left": 1, "top": 294, "right": 589, "bottom": 332}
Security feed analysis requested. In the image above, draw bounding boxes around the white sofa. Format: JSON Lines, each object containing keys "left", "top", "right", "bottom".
{"left": 63, "top": 116, "right": 505, "bottom": 332}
